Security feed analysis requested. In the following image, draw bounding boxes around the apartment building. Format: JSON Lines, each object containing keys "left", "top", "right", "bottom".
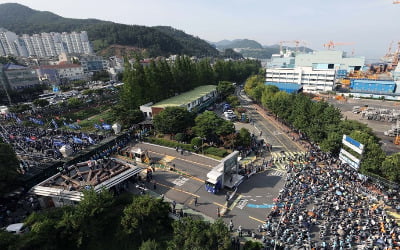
{"left": 0, "top": 28, "right": 93, "bottom": 58}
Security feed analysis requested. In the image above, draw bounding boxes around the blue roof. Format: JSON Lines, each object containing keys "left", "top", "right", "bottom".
{"left": 265, "top": 82, "right": 302, "bottom": 94}
{"left": 351, "top": 79, "right": 395, "bottom": 85}
{"left": 3, "top": 63, "right": 27, "bottom": 70}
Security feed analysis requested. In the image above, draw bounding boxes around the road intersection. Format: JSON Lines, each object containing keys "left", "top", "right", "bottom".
{"left": 129, "top": 92, "right": 308, "bottom": 234}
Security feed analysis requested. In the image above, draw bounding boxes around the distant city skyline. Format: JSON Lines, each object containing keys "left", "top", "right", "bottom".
{"left": 0, "top": 0, "right": 399, "bottom": 59}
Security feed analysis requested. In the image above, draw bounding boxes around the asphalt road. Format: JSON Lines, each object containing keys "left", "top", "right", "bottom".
{"left": 128, "top": 91, "right": 309, "bottom": 235}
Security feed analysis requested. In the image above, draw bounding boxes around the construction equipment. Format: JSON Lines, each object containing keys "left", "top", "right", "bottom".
{"left": 279, "top": 40, "right": 307, "bottom": 53}
{"left": 323, "top": 41, "right": 355, "bottom": 50}
{"left": 392, "top": 41, "right": 400, "bottom": 66}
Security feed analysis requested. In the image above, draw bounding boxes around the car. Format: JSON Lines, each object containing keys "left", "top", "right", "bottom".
{"left": 224, "top": 110, "right": 234, "bottom": 115}
{"left": 225, "top": 114, "right": 237, "bottom": 121}
{"left": 5, "top": 223, "right": 28, "bottom": 234}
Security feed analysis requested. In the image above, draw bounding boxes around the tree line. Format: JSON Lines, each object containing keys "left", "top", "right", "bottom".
{"left": 0, "top": 190, "right": 232, "bottom": 250}
{"left": 113, "top": 57, "right": 260, "bottom": 126}
{"left": 245, "top": 75, "right": 400, "bottom": 183}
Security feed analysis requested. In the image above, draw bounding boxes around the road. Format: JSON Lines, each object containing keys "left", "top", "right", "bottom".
{"left": 128, "top": 90, "right": 309, "bottom": 235}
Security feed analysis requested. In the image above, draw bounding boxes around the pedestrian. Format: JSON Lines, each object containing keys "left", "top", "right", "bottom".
{"left": 160, "top": 193, "right": 164, "bottom": 201}
{"left": 238, "top": 225, "right": 242, "bottom": 237}
{"left": 194, "top": 196, "right": 198, "bottom": 206}
{"left": 153, "top": 181, "right": 157, "bottom": 190}
{"left": 172, "top": 200, "right": 176, "bottom": 210}
{"left": 217, "top": 207, "right": 220, "bottom": 217}
{"left": 229, "top": 220, "right": 234, "bottom": 232}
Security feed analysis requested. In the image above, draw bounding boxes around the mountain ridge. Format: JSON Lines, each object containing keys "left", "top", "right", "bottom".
{"left": 0, "top": 3, "right": 219, "bottom": 57}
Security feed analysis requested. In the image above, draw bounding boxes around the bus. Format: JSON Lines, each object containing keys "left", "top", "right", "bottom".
{"left": 38, "top": 93, "right": 56, "bottom": 100}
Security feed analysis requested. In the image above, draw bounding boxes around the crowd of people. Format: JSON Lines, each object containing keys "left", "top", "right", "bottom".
{"left": 259, "top": 145, "right": 400, "bottom": 249}
{"left": 0, "top": 123, "right": 110, "bottom": 173}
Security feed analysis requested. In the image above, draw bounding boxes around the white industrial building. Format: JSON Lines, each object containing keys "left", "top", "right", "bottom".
{"left": 266, "top": 50, "right": 365, "bottom": 93}
{"left": 266, "top": 67, "right": 336, "bottom": 93}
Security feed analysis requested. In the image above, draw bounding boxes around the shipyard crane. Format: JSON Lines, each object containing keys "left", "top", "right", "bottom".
{"left": 279, "top": 40, "right": 307, "bottom": 53}
{"left": 392, "top": 41, "right": 400, "bottom": 66}
{"left": 323, "top": 41, "right": 355, "bottom": 50}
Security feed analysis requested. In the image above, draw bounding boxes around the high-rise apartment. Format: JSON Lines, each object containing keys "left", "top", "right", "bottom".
{"left": 0, "top": 29, "right": 93, "bottom": 58}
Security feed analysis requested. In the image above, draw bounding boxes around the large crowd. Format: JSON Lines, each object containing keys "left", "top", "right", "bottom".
{"left": 0, "top": 123, "right": 110, "bottom": 173}
{"left": 260, "top": 145, "right": 400, "bottom": 249}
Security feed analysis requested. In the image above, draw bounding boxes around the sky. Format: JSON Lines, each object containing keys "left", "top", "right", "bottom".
{"left": 0, "top": 0, "right": 399, "bottom": 59}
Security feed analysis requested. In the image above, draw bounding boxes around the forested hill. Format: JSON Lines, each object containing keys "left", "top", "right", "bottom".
{"left": 214, "top": 39, "right": 264, "bottom": 50}
{"left": 0, "top": 3, "right": 219, "bottom": 57}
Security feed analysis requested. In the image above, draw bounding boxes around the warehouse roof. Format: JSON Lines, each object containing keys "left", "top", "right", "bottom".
{"left": 265, "top": 82, "right": 303, "bottom": 94}
{"left": 152, "top": 85, "right": 217, "bottom": 108}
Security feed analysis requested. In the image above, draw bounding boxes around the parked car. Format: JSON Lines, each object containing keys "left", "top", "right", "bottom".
{"left": 5, "top": 223, "right": 28, "bottom": 234}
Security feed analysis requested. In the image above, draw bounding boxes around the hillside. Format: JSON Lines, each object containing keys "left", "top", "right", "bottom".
{"left": 0, "top": 3, "right": 219, "bottom": 57}
{"left": 213, "top": 39, "right": 263, "bottom": 50}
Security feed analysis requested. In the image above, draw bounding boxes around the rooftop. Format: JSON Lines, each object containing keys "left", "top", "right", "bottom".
{"left": 35, "top": 64, "right": 82, "bottom": 70}
{"left": 3, "top": 63, "right": 28, "bottom": 71}
{"left": 152, "top": 85, "right": 217, "bottom": 108}
{"left": 31, "top": 158, "right": 143, "bottom": 201}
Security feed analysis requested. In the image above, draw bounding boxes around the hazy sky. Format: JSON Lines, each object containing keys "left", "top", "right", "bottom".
{"left": 1, "top": 0, "right": 399, "bottom": 59}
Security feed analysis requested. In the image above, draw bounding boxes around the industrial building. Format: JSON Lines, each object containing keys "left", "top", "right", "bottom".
{"left": 140, "top": 85, "right": 217, "bottom": 119}
{"left": 0, "top": 63, "right": 40, "bottom": 90}
{"left": 35, "top": 63, "right": 86, "bottom": 84}
{"left": 266, "top": 50, "right": 365, "bottom": 94}
{"left": 350, "top": 79, "right": 397, "bottom": 94}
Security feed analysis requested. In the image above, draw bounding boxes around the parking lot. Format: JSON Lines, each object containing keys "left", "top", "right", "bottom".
{"left": 326, "top": 97, "right": 400, "bottom": 154}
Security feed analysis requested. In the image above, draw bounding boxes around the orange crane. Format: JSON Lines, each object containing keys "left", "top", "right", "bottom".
{"left": 323, "top": 41, "right": 355, "bottom": 50}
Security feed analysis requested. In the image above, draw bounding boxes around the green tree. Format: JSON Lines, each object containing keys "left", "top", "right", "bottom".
{"left": 58, "top": 189, "right": 115, "bottom": 249}
{"left": 193, "top": 111, "right": 233, "bottom": 144}
{"left": 121, "top": 195, "right": 171, "bottom": 244}
{"left": 92, "top": 70, "right": 110, "bottom": 82}
{"left": 0, "top": 143, "right": 20, "bottom": 195}
{"left": 217, "top": 81, "right": 235, "bottom": 100}
{"left": 226, "top": 95, "right": 240, "bottom": 107}
{"left": 0, "top": 229, "right": 18, "bottom": 250}
{"left": 349, "top": 130, "right": 385, "bottom": 175}
{"left": 168, "top": 218, "right": 231, "bottom": 250}
{"left": 139, "top": 239, "right": 160, "bottom": 250}
{"left": 269, "top": 91, "right": 292, "bottom": 120}
{"left": 381, "top": 153, "right": 400, "bottom": 182}
{"left": 235, "top": 128, "right": 252, "bottom": 148}
{"left": 67, "top": 97, "right": 83, "bottom": 109}
{"left": 243, "top": 240, "right": 263, "bottom": 250}
{"left": 153, "top": 107, "right": 195, "bottom": 135}
{"left": 110, "top": 104, "right": 144, "bottom": 127}
{"left": 33, "top": 98, "right": 49, "bottom": 108}
{"left": 261, "top": 84, "right": 278, "bottom": 107}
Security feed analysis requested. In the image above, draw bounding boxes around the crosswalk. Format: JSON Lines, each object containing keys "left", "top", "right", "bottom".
{"left": 270, "top": 151, "right": 307, "bottom": 171}
{"left": 267, "top": 170, "right": 286, "bottom": 177}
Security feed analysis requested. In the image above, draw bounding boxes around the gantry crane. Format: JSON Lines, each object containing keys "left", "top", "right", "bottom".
{"left": 279, "top": 40, "right": 307, "bottom": 53}
{"left": 392, "top": 41, "right": 400, "bottom": 66}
